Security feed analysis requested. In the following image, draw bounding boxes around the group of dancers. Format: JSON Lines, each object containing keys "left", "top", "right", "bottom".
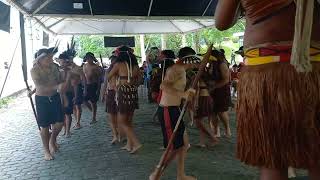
{"left": 28, "top": 0, "right": 320, "bottom": 179}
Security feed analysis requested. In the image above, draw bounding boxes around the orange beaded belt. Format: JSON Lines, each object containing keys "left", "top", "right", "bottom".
{"left": 244, "top": 45, "right": 320, "bottom": 66}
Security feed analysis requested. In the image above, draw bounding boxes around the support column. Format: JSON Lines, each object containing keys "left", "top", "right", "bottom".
{"left": 20, "top": 13, "right": 28, "bottom": 82}
{"left": 140, "top": 34, "right": 146, "bottom": 63}
{"left": 181, "top": 33, "right": 187, "bottom": 47}
{"left": 161, "top": 34, "right": 166, "bottom": 50}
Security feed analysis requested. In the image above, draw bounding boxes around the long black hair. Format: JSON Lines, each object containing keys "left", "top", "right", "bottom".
{"left": 115, "top": 46, "right": 138, "bottom": 68}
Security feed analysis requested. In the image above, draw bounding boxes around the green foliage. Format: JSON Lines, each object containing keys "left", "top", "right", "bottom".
{"left": 75, "top": 35, "right": 114, "bottom": 58}
{"left": 0, "top": 97, "right": 12, "bottom": 109}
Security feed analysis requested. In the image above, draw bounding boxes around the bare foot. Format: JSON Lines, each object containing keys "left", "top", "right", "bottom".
{"left": 49, "top": 143, "right": 58, "bottom": 154}
{"left": 66, "top": 133, "right": 71, "bottom": 138}
{"left": 74, "top": 124, "right": 81, "bottom": 130}
{"left": 121, "top": 145, "right": 132, "bottom": 152}
{"left": 130, "top": 144, "right": 142, "bottom": 154}
{"left": 111, "top": 138, "right": 117, "bottom": 145}
{"left": 90, "top": 120, "right": 97, "bottom": 124}
{"left": 177, "top": 175, "right": 197, "bottom": 180}
{"left": 117, "top": 134, "right": 121, "bottom": 142}
{"left": 224, "top": 131, "right": 232, "bottom": 138}
{"left": 194, "top": 143, "right": 206, "bottom": 148}
{"left": 55, "top": 142, "right": 60, "bottom": 149}
{"left": 44, "top": 151, "right": 54, "bottom": 161}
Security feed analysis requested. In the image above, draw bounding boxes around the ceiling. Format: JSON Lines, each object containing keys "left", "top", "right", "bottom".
{"left": 8, "top": 0, "right": 217, "bottom": 35}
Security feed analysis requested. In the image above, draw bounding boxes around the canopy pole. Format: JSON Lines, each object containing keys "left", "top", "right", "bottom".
{"left": 88, "top": 0, "right": 94, "bottom": 16}
{"left": 147, "top": 0, "right": 154, "bottom": 16}
{"left": 181, "top": 34, "right": 187, "bottom": 47}
{"left": 202, "top": 0, "right": 213, "bottom": 16}
{"left": 161, "top": 34, "right": 167, "bottom": 50}
{"left": 140, "top": 35, "right": 146, "bottom": 63}
{"left": 20, "top": 12, "right": 28, "bottom": 82}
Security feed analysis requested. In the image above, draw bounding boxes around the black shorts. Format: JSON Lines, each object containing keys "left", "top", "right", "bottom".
{"left": 74, "top": 84, "right": 83, "bottom": 105}
{"left": 158, "top": 106, "right": 185, "bottom": 149}
{"left": 84, "top": 83, "right": 99, "bottom": 103}
{"left": 64, "top": 91, "right": 74, "bottom": 115}
{"left": 35, "top": 93, "right": 64, "bottom": 128}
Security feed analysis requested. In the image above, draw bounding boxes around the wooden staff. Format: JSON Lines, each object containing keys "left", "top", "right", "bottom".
{"left": 22, "top": 65, "right": 40, "bottom": 130}
{"left": 152, "top": 44, "right": 213, "bottom": 180}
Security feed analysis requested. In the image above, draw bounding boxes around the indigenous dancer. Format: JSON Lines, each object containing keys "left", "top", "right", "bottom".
{"left": 176, "top": 47, "right": 217, "bottom": 147}
{"left": 102, "top": 55, "right": 119, "bottom": 144}
{"left": 108, "top": 46, "right": 142, "bottom": 154}
{"left": 230, "top": 64, "right": 239, "bottom": 98}
{"left": 207, "top": 50, "right": 232, "bottom": 138}
{"left": 215, "top": 0, "right": 320, "bottom": 179}
{"left": 69, "top": 61, "right": 86, "bottom": 129}
{"left": 83, "top": 52, "right": 103, "bottom": 124}
{"left": 149, "top": 47, "right": 197, "bottom": 180}
{"left": 30, "top": 48, "right": 64, "bottom": 160}
{"left": 57, "top": 53, "right": 73, "bottom": 138}
{"left": 150, "top": 50, "right": 176, "bottom": 104}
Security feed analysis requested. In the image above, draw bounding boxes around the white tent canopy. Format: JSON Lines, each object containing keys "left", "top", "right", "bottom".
{"left": 34, "top": 15, "right": 215, "bottom": 35}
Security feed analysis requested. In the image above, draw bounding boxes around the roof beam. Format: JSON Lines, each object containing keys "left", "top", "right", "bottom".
{"left": 47, "top": 18, "right": 65, "bottom": 28}
{"left": 192, "top": 19, "right": 206, "bottom": 28}
{"left": 33, "top": 14, "right": 214, "bottom": 20}
{"left": 32, "top": 0, "right": 55, "bottom": 15}
{"left": 169, "top": 20, "right": 183, "bottom": 33}
{"left": 6, "top": 0, "right": 30, "bottom": 15}
{"left": 33, "top": 17, "right": 57, "bottom": 35}
{"left": 147, "top": 0, "right": 154, "bottom": 16}
{"left": 88, "top": 0, "right": 94, "bottom": 16}
{"left": 202, "top": 0, "right": 213, "bottom": 16}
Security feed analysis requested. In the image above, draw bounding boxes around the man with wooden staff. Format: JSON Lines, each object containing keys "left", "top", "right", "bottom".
{"left": 149, "top": 47, "right": 203, "bottom": 180}
{"left": 29, "top": 48, "right": 65, "bottom": 160}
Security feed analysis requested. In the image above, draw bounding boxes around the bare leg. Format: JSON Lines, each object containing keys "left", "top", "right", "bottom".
{"left": 118, "top": 113, "right": 132, "bottom": 151}
{"left": 90, "top": 102, "right": 97, "bottom": 124}
{"left": 176, "top": 143, "right": 196, "bottom": 180}
{"left": 84, "top": 101, "right": 92, "bottom": 111}
{"left": 74, "top": 105, "right": 82, "bottom": 129}
{"left": 49, "top": 122, "right": 63, "bottom": 155}
{"left": 149, "top": 150, "right": 179, "bottom": 180}
{"left": 260, "top": 168, "right": 288, "bottom": 180}
{"left": 108, "top": 113, "right": 118, "bottom": 144}
{"left": 128, "top": 114, "right": 142, "bottom": 154}
{"left": 40, "top": 127, "right": 53, "bottom": 160}
{"left": 195, "top": 118, "right": 205, "bottom": 147}
{"left": 65, "top": 114, "right": 72, "bottom": 138}
{"left": 288, "top": 167, "right": 296, "bottom": 178}
{"left": 308, "top": 166, "right": 320, "bottom": 180}
{"left": 218, "top": 112, "right": 231, "bottom": 138}
{"left": 210, "top": 114, "right": 221, "bottom": 137}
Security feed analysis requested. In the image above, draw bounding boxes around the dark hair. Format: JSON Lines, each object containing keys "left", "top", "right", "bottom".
{"left": 58, "top": 53, "right": 69, "bottom": 60}
{"left": 232, "top": 64, "right": 238, "bottom": 68}
{"left": 211, "top": 49, "right": 225, "bottom": 61}
{"left": 178, "top": 47, "right": 196, "bottom": 59}
{"left": 83, "top": 52, "right": 97, "bottom": 62}
{"left": 34, "top": 47, "right": 58, "bottom": 59}
{"left": 161, "top": 50, "right": 176, "bottom": 59}
{"left": 219, "top": 49, "right": 225, "bottom": 55}
{"left": 116, "top": 46, "right": 138, "bottom": 67}
{"left": 160, "top": 59, "right": 175, "bottom": 74}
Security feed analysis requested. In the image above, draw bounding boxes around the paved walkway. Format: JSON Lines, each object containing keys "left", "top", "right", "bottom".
{"left": 0, "top": 88, "right": 307, "bottom": 180}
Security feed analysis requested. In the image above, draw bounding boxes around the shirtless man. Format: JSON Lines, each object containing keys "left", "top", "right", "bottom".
{"left": 69, "top": 61, "right": 86, "bottom": 129}
{"left": 30, "top": 48, "right": 65, "bottom": 160}
{"left": 57, "top": 54, "right": 73, "bottom": 137}
{"left": 102, "top": 55, "right": 119, "bottom": 144}
{"left": 149, "top": 47, "right": 197, "bottom": 180}
{"left": 216, "top": 1, "right": 320, "bottom": 179}
{"left": 83, "top": 52, "right": 102, "bottom": 124}
{"left": 108, "top": 46, "right": 142, "bottom": 154}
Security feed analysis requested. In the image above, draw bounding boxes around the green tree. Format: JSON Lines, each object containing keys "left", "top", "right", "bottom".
{"left": 75, "top": 35, "right": 113, "bottom": 58}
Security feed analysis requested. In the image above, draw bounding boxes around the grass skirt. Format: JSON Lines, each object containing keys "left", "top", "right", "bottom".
{"left": 236, "top": 62, "right": 320, "bottom": 169}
